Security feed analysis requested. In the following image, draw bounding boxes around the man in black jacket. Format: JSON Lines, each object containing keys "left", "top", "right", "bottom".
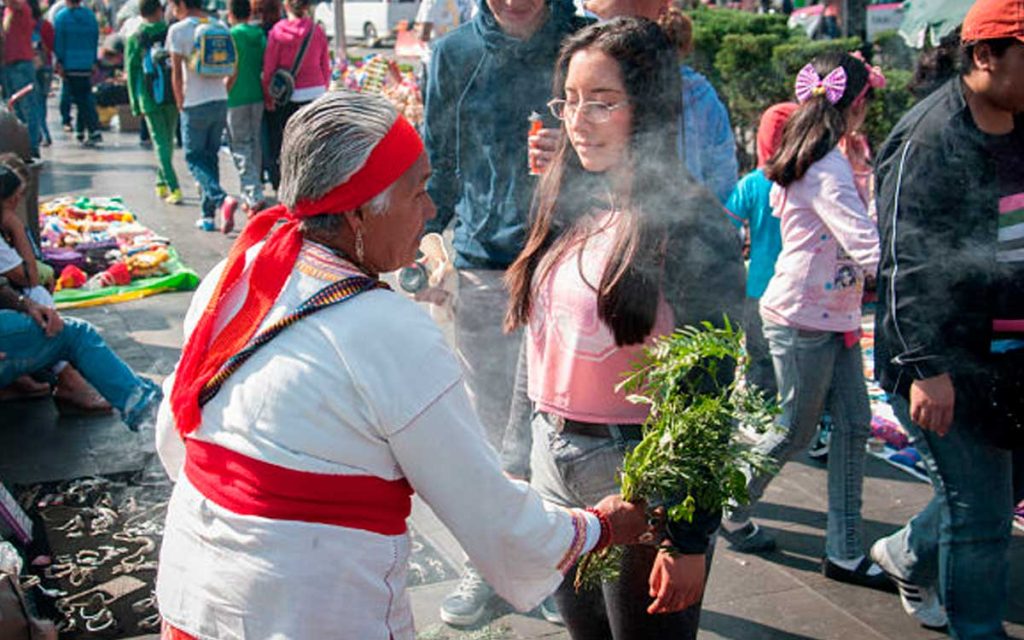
{"left": 869, "top": 0, "right": 1024, "bottom": 636}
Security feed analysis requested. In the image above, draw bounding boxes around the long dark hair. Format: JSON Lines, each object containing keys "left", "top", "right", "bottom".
{"left": 504, "top": 17, "right": 683, "bottom": 346}
{"left": 765, "top": 52, "right": 870, "bottom": 187}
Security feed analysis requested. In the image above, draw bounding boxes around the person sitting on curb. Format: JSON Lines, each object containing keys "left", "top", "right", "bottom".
{"left": 0, "top": 160, "right": 113, "bottom": 413}
{"left": 0, "top": 273, "right": 162, "bottom": 430}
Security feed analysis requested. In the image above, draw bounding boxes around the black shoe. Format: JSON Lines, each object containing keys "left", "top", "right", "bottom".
{"left": 722, "top": 522, "right": 776, "bottom": 553}
{"left": 822, "top": 556, "right": 898, "bottom": 593}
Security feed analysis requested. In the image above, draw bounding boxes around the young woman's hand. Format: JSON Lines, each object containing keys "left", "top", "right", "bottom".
{"left": 647, "top": 549, "right": 706, "bottom": 614}
{"left": 528, "top": 128, "right": 559, "bottom": 174}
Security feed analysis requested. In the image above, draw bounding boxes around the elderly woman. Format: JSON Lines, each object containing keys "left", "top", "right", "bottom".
{"left": 154, "top": 91, "right": 648, "bottom": 640}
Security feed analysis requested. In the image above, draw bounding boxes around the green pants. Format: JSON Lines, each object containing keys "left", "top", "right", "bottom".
{"left": 144, "top": 105, "right": 180, "bottom": 191}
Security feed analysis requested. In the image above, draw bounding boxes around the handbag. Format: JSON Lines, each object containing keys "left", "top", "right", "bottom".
{"left": 267, "top": 24, "right": 315, "bottom": 109}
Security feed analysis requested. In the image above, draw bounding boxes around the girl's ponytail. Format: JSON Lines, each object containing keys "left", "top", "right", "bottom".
{"left": 765, "top": 51, "right": 870, "bottom": 187}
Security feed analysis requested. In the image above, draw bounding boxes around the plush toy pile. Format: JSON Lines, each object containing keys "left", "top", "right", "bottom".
{"left": 38, "top": 196, "right": 198, "bottom": 308}
{"left": 333, "top": 55, "right": 424, "bottom": 125}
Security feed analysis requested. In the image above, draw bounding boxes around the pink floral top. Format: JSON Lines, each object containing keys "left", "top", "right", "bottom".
{"left": 760, "top": 148, "right": 880, "bottom": 333}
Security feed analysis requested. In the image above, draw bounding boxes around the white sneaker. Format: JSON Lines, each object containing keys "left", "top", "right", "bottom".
{"left": 439, "top": 567, "right": 494, "bottom": 627}
{"left": 870, "top": 539, "right": 948, "bottom": 629}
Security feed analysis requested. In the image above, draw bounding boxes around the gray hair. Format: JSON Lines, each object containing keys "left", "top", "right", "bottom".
{"left": 279, "top": 91, "right": 398, "bottom": 215}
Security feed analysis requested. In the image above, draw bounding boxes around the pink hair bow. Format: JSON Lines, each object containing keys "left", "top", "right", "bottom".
{"left": 794, "top": 64, "right": 848, "bottom": 104}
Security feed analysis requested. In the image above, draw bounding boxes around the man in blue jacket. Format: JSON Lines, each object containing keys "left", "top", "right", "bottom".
{"left": 54, "top": 0, "right": 101, "bottom": 145}
{"left": 422, "top": 0, "right": 588, "bottom": 627}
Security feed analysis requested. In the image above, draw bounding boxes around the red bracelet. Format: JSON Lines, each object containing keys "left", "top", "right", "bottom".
{"left": 586, "top": 507, "right": 612, "bottom": 551}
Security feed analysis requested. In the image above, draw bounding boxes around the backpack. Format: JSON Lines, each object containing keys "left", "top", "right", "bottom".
{"left": 189, "top": 17, "right": 236, "bottom": 77}
{"left": 140, "top": 29, "right": 174, "bottom": 105}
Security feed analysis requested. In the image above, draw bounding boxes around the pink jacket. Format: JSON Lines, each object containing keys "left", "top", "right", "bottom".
{"left": 760, "top": 148, "right": 880, "bottom": 333}
{"left": 262, "top": 17, "right": 331, "bottom": 96}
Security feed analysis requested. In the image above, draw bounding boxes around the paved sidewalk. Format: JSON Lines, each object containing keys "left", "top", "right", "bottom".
{"left": 2, "top": 123, "right": 1022, "bottom": 639}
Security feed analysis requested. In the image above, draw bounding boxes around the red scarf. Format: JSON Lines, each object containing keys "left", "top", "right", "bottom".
{"left": 171, "top": 115, "right": 424, "bottom": 436}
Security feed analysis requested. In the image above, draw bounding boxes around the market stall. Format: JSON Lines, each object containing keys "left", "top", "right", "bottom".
{"left": 38, "top": 196, "right": 199, "bottom": 309}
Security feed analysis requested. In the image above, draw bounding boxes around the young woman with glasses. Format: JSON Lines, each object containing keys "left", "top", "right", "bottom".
{"left": 503, "top": 17, "right": 745, "bottom": 639}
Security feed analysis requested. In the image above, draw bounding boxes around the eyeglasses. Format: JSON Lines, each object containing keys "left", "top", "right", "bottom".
{"left": 547, "top": 98, "right": 630, "bottom": 124}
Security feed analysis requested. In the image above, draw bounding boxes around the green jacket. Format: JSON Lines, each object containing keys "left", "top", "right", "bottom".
{"left": 125, "top": 20, "right": 171, "bottom": 116}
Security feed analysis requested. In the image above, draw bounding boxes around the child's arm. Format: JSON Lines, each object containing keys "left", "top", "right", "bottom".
{"left": 0, "top": 210, "right": 40, "bottom": 288}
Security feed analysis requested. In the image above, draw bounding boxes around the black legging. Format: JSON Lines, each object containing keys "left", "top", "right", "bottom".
{"left": 553, "top": 542, "right": 715, "bottom": 640}
{"left": 266, "top": 100, "right": 309, "bottom": 190}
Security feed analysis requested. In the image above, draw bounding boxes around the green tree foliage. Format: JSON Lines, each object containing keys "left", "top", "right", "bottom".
{"left": 686, "top": 7, "right": 916, "bottom": 171}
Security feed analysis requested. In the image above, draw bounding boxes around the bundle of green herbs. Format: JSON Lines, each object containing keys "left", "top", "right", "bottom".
{"left": 575, "top": 320, "right": 777, "bottom": 590}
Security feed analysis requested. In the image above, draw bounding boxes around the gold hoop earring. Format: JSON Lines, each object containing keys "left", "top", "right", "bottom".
{"left": 355, "top": 229, "right": 365, "bottom": 264}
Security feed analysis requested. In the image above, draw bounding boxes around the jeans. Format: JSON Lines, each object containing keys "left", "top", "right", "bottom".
{"left": 530, "top": 412, "right": 713, "bottom": 640}
{"left": 2, "top": 60, "right": 41, "bottom": 153}
{"left": 743, "top": 296, "right": 777, "bottom": 400}
{"left": 59, "top": 78, "right": 72, "bottom": 127}
{"left": 877, "top": 395, "right": 1012, "bottom": 640}
{"left": 227, "top": 102, "right": 264, "bottom": 208}
{"left": 34, "top": 66, "right": 52, "bottom": 144}
{"left": 144, "top": 105, "right": 180, "bottom": 191}
{"left": 453, "top": 269, "right": 521, "bottom": 447}
{"left": 181, "top": 100, "right": 228, "bottom": 219}
{"left": 728, "top": 323, "right": 871, "bottom": 561}
{"left": 0, "top": 311, "right": 148, "bottom": 413}
{"left": 64, "top": 73, "right": 99, "bottom": 136}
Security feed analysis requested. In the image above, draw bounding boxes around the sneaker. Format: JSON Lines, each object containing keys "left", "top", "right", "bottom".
{"left": 440, "top": 567, "right": 494, "bottom": 627}
{"left": 822, "top": 555, "right": 897, "bottom": 593}
{"left": 121, "top": 379, "right": 162, "bottom": 432}
{"left": 869, "top": 539, "right": 948, "bottom": 629}
{"left": 87, "top": 132, "right": 102, "bottom": 146}
{"left": 539, "top": 595, "right": 563, "bottom": 626}
{"left": 62, "top": 123, "right": 73, "bottom": 133}
{"left": 165, "top": 189, "right": 183, "bottom": 205}
{"left": 808, "top": 415, "right": 832, "bottom": 460}
{"left": 155, "top": 185, "right": 170, "bottom": 199}
{"left": 195, "top": 218, "right": 216, "bottom": 232}
{"left": 722, "top": 521, "right": 776, "bottom": 553}
{"left": 219, "top": 196, "right": 238, "bottom": 234}
{"left": 76, "top": 132, "right": 86, "bottom": 144}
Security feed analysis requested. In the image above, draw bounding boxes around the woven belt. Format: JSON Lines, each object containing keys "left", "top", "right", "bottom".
{"left": 542, "top": 412, "right": 644, "bottom": 441}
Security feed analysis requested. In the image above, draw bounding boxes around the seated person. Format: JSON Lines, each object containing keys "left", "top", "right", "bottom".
{"left": 0, "top": 160, "right": 111, "bottom": 412}
{"left": 0, "top": 275, "right": 161, "bottom": 429}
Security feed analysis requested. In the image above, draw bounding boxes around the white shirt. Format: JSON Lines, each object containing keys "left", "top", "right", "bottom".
{"left": 167, "top": 16, "right": 229, "bottom": 109}
{"left": 155, "top": 242, "right": 598, "bottom": 639}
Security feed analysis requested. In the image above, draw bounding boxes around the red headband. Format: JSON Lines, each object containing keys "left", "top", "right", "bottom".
{"left": 291, "top": 114, "right": 424, "bottom": 218}
{"left": 171, "top": 114, "right": 424, "bottom": 437}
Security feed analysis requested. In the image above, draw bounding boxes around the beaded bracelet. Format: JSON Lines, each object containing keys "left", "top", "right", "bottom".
{"left": 586, "top": 507, "right": 612, "bottom": 551}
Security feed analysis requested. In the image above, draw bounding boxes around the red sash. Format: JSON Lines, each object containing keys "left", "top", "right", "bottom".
{"left": 184, "top": 439, "right": 413, "bottom": 536}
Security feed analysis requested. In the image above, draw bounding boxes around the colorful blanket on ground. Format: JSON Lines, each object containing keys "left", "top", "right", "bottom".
{"left": 38, "top": 196, "right": 199, "bottom": 309}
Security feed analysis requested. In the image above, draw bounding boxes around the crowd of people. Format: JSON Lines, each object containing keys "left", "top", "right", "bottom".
{"left": 1, "top": 0, "right": 1022, "bottom": 636}
{"left": 1, "top": 0, "right": 329, "bottom": 230}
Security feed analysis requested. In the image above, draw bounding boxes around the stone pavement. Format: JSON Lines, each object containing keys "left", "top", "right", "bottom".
{"left": 1, "top": 120, "right": 1022, "bottom": 639}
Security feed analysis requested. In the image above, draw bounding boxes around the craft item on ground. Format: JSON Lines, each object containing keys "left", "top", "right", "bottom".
{"left": 38, "top": 196, "right": 199, "bottom": 308}
{"left": 57, "top": 265, "right": 89, "bottom": 290}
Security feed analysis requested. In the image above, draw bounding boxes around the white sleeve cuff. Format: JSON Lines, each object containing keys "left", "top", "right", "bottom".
{"left": 581, "top": 510, "right": 602, "bottom": 554}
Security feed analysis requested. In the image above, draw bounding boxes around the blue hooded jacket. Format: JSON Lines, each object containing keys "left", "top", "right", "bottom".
{"left": 679, "top": 65, "right": 737, "bottom": 204}
{"left": 54, "top": 5, "right": 99, "bottom": 72}
{"left": 423, "top": 0, "right": 589, "bottom": 269}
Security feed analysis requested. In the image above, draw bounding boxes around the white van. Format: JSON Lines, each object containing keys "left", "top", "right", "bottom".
{"left": 313, "top": 0, "right": 421, "bottom": 46}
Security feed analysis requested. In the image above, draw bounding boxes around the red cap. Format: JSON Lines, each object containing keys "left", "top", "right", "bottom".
{"left": 962, "top": 0, "right": 1024, "bottom": 44}
{"left": 757, "top": 102, "right": 799, "bottom": 168}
